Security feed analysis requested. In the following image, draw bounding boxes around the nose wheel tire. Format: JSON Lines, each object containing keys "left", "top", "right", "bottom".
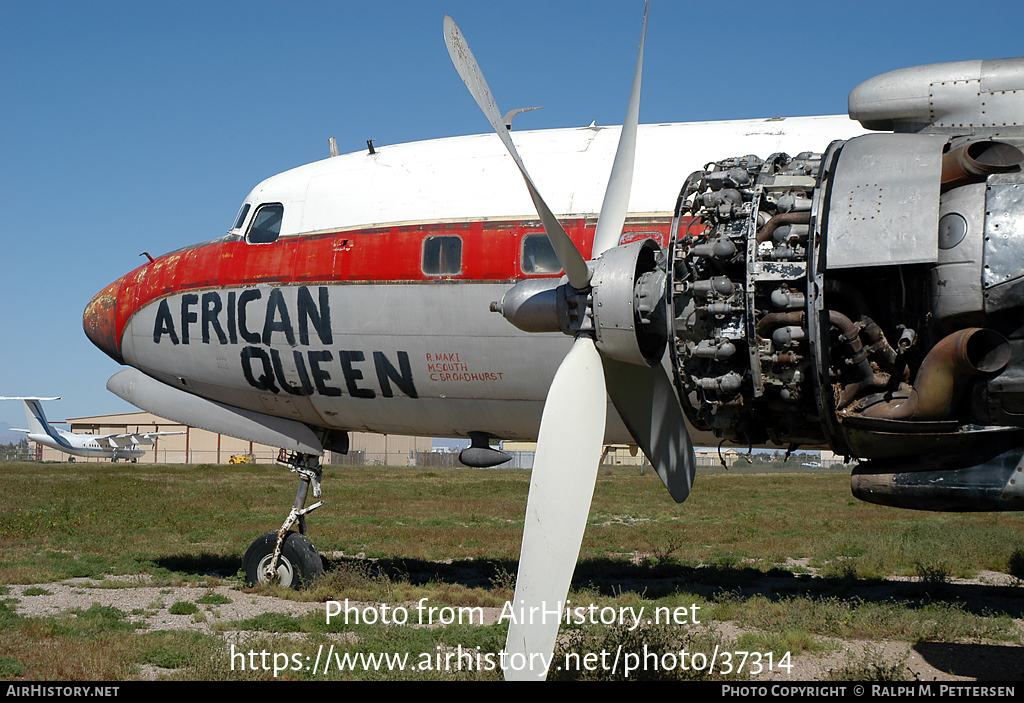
{"left": 242, "top": 531, "right": 324, "bottom": 589}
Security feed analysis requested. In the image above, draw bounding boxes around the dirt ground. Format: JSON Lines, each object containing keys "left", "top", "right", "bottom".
{"left": 6, "top": 562, "right": 1023, "bottom": 681}
{"left": 701, "top": 563, "right": 1024, "bottom": 681}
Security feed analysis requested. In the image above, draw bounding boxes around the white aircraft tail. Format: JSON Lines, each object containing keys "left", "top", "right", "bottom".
{"left": 0, "top": 397, "right": 61, "bottom": 437}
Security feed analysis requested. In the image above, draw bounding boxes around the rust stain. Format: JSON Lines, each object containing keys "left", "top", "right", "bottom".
{"left": 83, "top": 279, "right": 122, "bottom": 364}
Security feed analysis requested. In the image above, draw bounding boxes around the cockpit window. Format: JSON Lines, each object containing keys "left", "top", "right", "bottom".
{"left": 246, "top": 203, "right": 283, "bottom": 244}
{"left": 232, "top": 202, "right": 251, "bottom": 231}
{"left": 522, "top": 234, "right": 562, "bottom": 274}
{"left": 422, "top": 236, "right": 462, "bottom": 275}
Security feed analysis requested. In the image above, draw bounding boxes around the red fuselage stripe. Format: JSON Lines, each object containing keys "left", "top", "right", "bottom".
{"left": 111, "top": 217, "right": 675, "bottom": 350}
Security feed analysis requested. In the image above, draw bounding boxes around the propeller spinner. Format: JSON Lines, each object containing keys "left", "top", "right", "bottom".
{"left": 444, "top": 2, "right": 696, "bottom": 680}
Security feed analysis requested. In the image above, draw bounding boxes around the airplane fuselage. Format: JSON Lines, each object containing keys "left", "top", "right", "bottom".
{"left": 85, "top": 117, "right": 868, "bottom": 444}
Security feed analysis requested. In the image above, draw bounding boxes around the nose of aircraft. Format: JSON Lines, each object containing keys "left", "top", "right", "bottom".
{"left": 83, "top": 278, "right": 124, "bottom": 365}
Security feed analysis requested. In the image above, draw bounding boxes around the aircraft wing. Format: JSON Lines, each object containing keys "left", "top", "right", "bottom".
{"left": 95, "top": 431, "right": 185, "bottom": 448}
{"left": 131, "top": 431, "right": 186, "bottom": 446}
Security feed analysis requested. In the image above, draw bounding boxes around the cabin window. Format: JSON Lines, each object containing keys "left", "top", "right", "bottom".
{"left": 422, "top": 236, "right": 462, "bottom": 275}
{"left": 232, "top": 202, "right": 251, "bottom": 231}
{"left": 246, "top": 203, "right": 284, "bottom": 244}
{"left": 521, "top": 234, "right": 562, "bottom": 274}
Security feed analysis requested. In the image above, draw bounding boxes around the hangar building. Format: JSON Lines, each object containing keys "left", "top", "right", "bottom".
{"left": 37, "top": 411, "right": 432, "bottom": 466}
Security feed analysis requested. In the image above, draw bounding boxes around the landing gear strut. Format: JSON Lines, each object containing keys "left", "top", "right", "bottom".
{"left": 241, "top": 451, "right": 325, "bottom": 588}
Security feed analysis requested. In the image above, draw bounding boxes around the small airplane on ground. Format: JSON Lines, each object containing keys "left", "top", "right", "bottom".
{"left": 0, "top": 397, "right": 183, "bottom": 463}
{"left": 80, "top": 1, "right": 1024, "bottom": 681}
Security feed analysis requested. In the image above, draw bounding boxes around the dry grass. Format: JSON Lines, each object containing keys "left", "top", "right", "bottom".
{"left": 2, "top": 461, "right": 1020, "bottom": 582}
{"left": 0, "top": 460, "right": 1022, "bottom": 680}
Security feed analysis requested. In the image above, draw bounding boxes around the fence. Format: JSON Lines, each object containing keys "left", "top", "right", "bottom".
{"left": 27, "top": 446, "right": 853, "bottom": 472}
{"left": 326, "top": 450, "right": 535, "bottom": 469}
{"left": 324, "top": 451, "right": 850, "bottom": 472}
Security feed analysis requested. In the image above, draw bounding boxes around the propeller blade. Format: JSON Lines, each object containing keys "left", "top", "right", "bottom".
{"left": 444, "top": 15, "right": 592, "bottom": 291}
{"left": 504, "top": 335, "right": 607, "bottom": 680}
{"left": 591, "top": 0, "right": 649, "bottom": 260}
{"left": 603, "top": 355, "right": 696, "bottom": 503}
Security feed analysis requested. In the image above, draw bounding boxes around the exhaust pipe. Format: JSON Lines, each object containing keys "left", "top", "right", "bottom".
{"left": 863, "top": 328, "right": 1010, "bottom": 421}
{"left": 755, "top": 310, "right": 886, "bottom": 408}
{"left": 756, "top": 210, "right": 811, "bottom": 243}
{"left": 941, "top": 140, "right": 1023, "bottom": 191}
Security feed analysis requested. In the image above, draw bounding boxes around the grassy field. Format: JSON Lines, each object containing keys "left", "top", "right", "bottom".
{"left": 0, "top": 460, "right": 1022, "bottom": 680}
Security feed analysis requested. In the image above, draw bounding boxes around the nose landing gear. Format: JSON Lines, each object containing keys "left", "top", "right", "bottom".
{"left": 241, "top": 451, "right": 325, "bottom": 589}
{"left": 242, "top": 530, "right": 323, "bottom": 589}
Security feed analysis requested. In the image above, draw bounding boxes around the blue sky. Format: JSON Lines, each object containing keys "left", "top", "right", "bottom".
{"left": 2, "top": 0, "right": 1022, "bottom": 430}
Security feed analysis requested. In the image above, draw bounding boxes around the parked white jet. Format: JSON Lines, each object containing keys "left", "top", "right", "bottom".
{"left": 1, "top": 397, "right": 183, "bottom": 463}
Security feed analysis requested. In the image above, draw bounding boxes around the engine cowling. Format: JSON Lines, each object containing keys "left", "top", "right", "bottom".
{"left": 663, "top": 57, "right": 1024, "bottom": 510}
